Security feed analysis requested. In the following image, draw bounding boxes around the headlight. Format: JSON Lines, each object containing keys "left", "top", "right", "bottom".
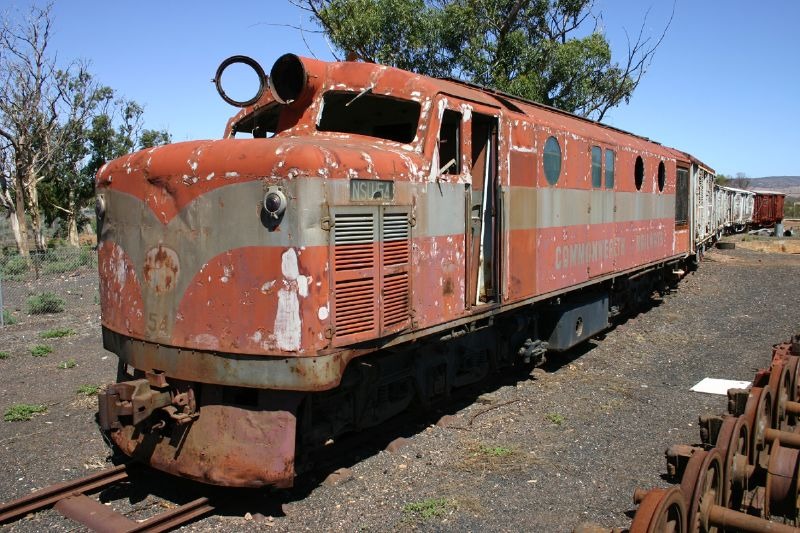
{"left": 263, "top": 187, "right": 287, "bottom": 219}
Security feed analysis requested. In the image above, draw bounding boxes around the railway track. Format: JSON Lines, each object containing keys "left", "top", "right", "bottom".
{"left": 0, "top": 463, "right": 214, "bottom": 532}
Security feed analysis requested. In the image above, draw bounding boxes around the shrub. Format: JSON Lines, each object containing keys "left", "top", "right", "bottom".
{"left": 27, "top": 292, "right": 65, "bottom": 314}
{"left": 1, "top": 255, "right": 28, "bottom": 277}
{"left": 40, "top": 327, "right": 75, "bottom": 339}
{"left": 30, "top": 345, "right": 53, "bottom": 357}
{"left": 79, "top": 246, "right": 96, "bottom": 268}
{"left": 4, "top": 403, "right": 47, "bottom": 422}
{"left": 77, "top": 384, "right": 100, "bottom": 396}
{"left": 0, "top": 351, "right": 9, "bottom": 359}
{"left": 58, "top": 359, "right": 77, "bottom": 369}
{"left": 42, "top": 259, "right": 81, "bottom": 274}
{"left": 2, "top": 309, "right": 16, "bottom": 325}
{"left": 39, "top": 247, "right": 95, "bottom": 274}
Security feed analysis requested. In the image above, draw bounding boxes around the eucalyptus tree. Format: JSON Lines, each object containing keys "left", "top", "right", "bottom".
{"left": 291, "top": 0, "right": 670, "bottom": 120}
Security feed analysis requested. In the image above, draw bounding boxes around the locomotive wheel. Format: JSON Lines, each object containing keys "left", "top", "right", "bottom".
{"left": 717, "top": 415, "right": 751, "bottom": 509}
{"left": 630, "top": 487, "right": 686, "bottom": 533}
{"left": 789, "top": 356, "right": 800, "bottom": 425}
{"left": 769, "top": 361, "right": 793, "bottom": 430}
{"left": 765, "top": 439, "right": 800, "bottom": 520}
{"left": 788, "top": 355, "right": 800, "bottom": 404}
{"left": 680, "top": 449, "right": 723, "bottom": 533}
{"left": 742, "top": 386, "right": 774, "bottom": 469}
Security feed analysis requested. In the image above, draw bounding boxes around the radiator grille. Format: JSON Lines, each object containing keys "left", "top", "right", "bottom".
{"left": 382, "top": 212, "right": 410, "bottom": 266}
{"left": 382, "top": 272, "right": 409, "bottom": 327}
{"left": 334, "top": 244, "right": 374, "bottom": 271}
{"left": 334, "top": 213, "right": 375, "bottom": 271}
{"left": 333, "top": 212, "right": 376, "bottom": 337}
{"left": 333, "top": 278, "right": 375, "bottom": 336}
{"left": 331, "top": 207, "right": 410, "bottom": 342}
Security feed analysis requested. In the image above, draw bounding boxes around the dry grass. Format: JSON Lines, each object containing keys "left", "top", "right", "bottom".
{"left": 456, "top": 439, "right": 541, "bottom": 474}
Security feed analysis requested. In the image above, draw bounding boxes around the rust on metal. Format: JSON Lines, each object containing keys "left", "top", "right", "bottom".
{"left": 617, "top": 335, "right": 800, "bottom": 532}
{"left": 0, "top": 464, "right": 130, "bottom": 524}
{"left": 0, "top": 463, "right": 214, "bottom": 532}
{"left": 629, "top": 487, "right": 686, "bottom": 533}
{"left": 96, "top": 52, "right": 796, "bottom": 491}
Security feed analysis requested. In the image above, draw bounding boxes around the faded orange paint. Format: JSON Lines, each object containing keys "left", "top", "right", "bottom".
{"left": 97, "top": 53, "right": 706, "bottom": 488}
{"left": 98, "top": 53, "right": 697, "bottom": 368}
{"left": 98, "top": 241, "right": 145, "bottom": 336}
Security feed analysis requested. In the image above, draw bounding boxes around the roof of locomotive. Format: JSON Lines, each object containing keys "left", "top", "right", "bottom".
{"left": 226, "top": 56, "right": 690, "bottom": 162}
{"left": 667, "top": 149, "right": 715, "bottom": 174}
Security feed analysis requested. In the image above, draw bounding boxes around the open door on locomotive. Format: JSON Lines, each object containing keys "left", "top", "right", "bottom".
{"left": 468, "top": 113, "right": 499, "bottom": 307}
{"left": 434, "top": 98, "right": 500, "bottom": 309}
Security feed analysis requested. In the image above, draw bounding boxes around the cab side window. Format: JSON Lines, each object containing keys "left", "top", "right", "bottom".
{"left": 591, "top": 146, "right": 602, "bottom": 188}
{"left": 675, "top": 168, "right": 689, "bottom": 225}
{"left": 605, "top": 149, "right": 615, "bottom": 189}
{"left": 438, "top": 110, "right": 461, "bottom": 174}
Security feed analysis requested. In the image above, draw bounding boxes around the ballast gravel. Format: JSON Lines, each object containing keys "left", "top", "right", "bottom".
{"left": 0, "top": 241, "right": 798, "bottom": 532}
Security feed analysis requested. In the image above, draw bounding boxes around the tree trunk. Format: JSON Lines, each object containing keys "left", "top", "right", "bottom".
{"left": 11, "top": 175, "right": 31, "bottom": 257}
{"left": 24, "top": 173, "right": 46, "bottom": 251}
{"left": 0, "top": 187, "right": 28, "bottom": 256}
{"left": 67, "top": 189, "right": 79, "bottom": 246}
{"left": 8, "top": 209, "right": 26, "bottom": 255}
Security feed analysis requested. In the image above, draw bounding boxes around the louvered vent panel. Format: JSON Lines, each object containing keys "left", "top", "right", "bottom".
{"left": 334, "top": 245, "right": 374, "bottom": 271}
{"left": 382, "top": 272, "right": 409, "bottom": 327}
{"left": 381, "top": 210, "right": 410, "bottom": 331}
{"left": 334, "top": 278, "right": 375, "bottom": 336}
{"left": 334, "top": 213, "right": 375, "bottom": 271}
{"left": 382, "top": 212, "right": 409, "bottom": 266}
{"left": 333, "top": 211, "right": 377, "bottom": 340}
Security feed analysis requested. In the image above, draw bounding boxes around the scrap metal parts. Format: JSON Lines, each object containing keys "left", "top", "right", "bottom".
{"left": 579, "top": 334, "right": 800, "bottom": 532}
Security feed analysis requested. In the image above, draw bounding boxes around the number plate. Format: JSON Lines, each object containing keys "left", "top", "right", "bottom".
{"left": 350, "top": 179, "right": 394, "bottom": 201}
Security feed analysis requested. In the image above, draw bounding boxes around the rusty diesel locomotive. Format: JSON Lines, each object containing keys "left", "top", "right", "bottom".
{"left": 97, "top": 54, "right": 715, "bottom": 488}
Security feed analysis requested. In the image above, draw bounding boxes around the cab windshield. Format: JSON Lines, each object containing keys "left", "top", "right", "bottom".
{"left": 317, "top": 91, "right": 420, "bottom": 144}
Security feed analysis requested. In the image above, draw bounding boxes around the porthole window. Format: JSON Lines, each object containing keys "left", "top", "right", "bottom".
{"left": 543, "top": 136, "right": 561, "bottom": 185}
{"left": 605, "top": 149, "right": 615, "bottom": 189}
{"left": 591, "top": 146, "right": 602, "bottom": 188}
{"left": 634, "top": 156, "right": 644, "bottom": 191}
{"left": 657, "top": 161, "right": 666, "bottom": 192}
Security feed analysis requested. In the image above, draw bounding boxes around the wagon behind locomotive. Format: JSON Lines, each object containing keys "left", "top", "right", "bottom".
{"left": 96, "top": 53, "right": 714, "bottom": 488}
{"left": 752, "top": 190, "right": 786, "bottom": 228}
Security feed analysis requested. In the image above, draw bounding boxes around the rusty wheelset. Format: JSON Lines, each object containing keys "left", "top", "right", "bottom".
{"left": 580, "top": 334, "right": 800, "bottom": 533}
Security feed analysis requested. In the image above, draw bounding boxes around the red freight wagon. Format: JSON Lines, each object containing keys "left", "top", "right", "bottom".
{"left": 752, "top": 191, "right": 786, "bottom": 228}
{"left": 96, "top": 54, "right": 699, "bottom": 487}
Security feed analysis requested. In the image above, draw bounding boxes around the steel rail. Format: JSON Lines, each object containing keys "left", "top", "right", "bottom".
{"left": 0, "top": 463, "right": 130, "bottom": 523}
{"left": 0, "top": 462, "right": 214, "bottom": 532}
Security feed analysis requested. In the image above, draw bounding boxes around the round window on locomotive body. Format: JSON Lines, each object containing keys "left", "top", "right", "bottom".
{"left": 543, "top": 136, "right": 562, "bottom": 185}
{"left": 657, "top": 161, "right": 666, "bottom": 192}
{"left": 634, "top": 156, "right": 644, "bottom": 191}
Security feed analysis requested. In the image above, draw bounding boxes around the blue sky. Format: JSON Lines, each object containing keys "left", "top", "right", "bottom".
{"left": 18, "top": 1, "right": 800, "bottom": 177}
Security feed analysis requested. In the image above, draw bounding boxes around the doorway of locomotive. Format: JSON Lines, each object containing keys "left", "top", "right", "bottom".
{"left": 469, "top": 113, "right": 499, "bottom": 307}
{"left": 434, "top": 100, "right": 501, "bottom": 309}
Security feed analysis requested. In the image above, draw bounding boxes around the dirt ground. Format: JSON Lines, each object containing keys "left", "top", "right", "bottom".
{"left": 0, "top": 239, "right": 799, "bottom": 532}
